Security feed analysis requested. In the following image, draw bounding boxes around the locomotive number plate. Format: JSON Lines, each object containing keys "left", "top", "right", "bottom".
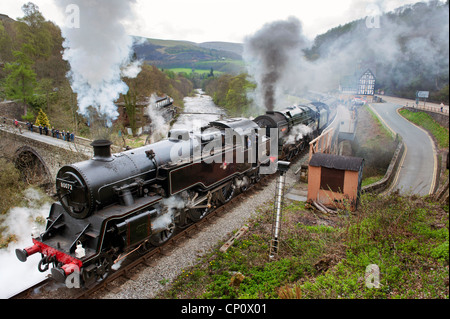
{"left": 60, "top": 182, "right": 73, "bottom": 191}
{"left": 57, "top": 179, "right": 75, "bottom": 191}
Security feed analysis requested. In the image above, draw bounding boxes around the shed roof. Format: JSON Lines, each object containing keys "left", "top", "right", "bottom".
{"left": 309, "top": 153, "right": 364, "bottom": 171}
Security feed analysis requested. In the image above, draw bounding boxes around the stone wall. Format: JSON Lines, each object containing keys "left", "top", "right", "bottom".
{"left": 0, "top": 101, "right": 25, "bottom": 121}
{"left": 0, "top": 128, "right": 90, "bottom": 191}
{"left": 362, "top": 140, "right": 405, "bottom": 194}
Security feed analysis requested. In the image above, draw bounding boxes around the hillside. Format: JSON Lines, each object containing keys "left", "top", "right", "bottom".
{"left": 303, "top": 1, "right": 449, "bottom": 102}
{"left": 132, "top": 37, "right": 245, "bottom": 74}
{"left": 0, "top": 7, "right": 195, "bottom": 139}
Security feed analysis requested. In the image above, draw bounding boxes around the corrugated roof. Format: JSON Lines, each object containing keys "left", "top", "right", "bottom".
{"left": 309, "top": 153, "right": 364, "bottom": 171}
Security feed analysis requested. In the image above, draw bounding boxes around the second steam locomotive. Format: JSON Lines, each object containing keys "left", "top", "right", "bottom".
{"left": 16, "top": 101, "right": 334, "bottom": 286}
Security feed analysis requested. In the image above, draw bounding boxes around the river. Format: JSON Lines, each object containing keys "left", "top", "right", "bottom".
{"left": 172, "top": 89, "right": 226, "bottom": 131}
{"left": 147, "top": 89, "right": 225, "bottom": 143}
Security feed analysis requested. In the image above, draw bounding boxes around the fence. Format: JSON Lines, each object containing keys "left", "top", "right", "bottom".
{"left": 308, "top": 127, "right": 338, "bottom": 161}
{"left": 0, "top": 117, "right": 122, "bottom": 153}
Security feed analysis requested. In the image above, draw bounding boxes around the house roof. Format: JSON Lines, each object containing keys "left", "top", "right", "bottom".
{"left": 309, "top": 153, "right": 364, "bottom": 171}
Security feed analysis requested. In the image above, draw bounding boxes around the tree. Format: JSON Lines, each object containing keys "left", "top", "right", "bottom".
{"left": 123, "top": 88, "right": 138, "bottom": 136}
{"left": 3, "top": 45, "right": 37, "bottom": 114}
{"left": 204, "top": 73, "right": 256, "bottom": 117}
{"left": 16, "top": 2, "right": 53, "bottom": 60}
{"left": 34, "top": 108, "right": 50, "bottom": 127}
{"left": 0, "top": 21, "right": 14, "bottom": 63}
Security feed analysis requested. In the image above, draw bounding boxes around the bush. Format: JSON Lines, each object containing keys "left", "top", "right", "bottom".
{"left": 0, "top": 158, "right": 25, "bottom": 214}
{"left": 34, "top": 108, "right": 51, "bottom": 127}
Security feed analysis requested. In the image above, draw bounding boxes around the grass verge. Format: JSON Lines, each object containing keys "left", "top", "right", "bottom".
{"left": 158, "top": 193, "right": 449, "bottom": 299}
{"left": 398, "top": 109, "right": 449, "bottom": 149}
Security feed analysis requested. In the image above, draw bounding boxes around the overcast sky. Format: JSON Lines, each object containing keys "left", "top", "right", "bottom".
{"left": 1, "top": 0, "right": 428, "bottom": 43}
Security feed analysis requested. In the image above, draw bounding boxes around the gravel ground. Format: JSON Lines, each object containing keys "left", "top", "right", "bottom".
{"left": 99, "top": 155, "right": 309, "bottom": 299}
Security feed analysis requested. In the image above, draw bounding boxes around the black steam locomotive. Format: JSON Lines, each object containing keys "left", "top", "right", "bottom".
{"left": 16, "top": 102, "right": 332, "bottom": 286}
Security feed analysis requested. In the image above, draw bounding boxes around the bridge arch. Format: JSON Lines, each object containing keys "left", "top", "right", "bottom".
{"left": 14, "top": 146, "right": 53, "bottom": 189}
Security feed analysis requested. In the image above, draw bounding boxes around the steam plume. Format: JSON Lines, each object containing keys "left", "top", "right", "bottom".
{"left": 243, "top": 2, "right": 449, "bottom": 106}
{"left": 55, "top": 0, "right": 141, "bottom": 125}
{"left": 147, "top": 94, "right": 170, "bottom": 143}
{"left": 244, "top": 16, "right": 308, "bottom": 111}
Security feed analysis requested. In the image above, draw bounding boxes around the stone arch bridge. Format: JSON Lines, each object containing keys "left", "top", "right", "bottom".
{"left": 0, "top": 123, "right": 96, "bottom": 192}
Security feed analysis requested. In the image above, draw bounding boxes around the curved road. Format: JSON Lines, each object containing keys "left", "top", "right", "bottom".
{"left": 368, "top": 102, "right": 437, "bottom": 196}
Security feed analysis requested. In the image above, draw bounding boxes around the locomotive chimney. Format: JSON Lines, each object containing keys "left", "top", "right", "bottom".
{"left": 91, "top": 139, "right": 113, "bottom": 161}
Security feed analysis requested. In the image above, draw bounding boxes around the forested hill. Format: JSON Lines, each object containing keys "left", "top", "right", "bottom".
{"left": 1, "top": 0, "right": 448, "bottom": 106}
{"left": 0, "top": 4, "right": 194, "bottom": 135}
{"left": 132, "top": 37, "right": 245, "bottom": 74}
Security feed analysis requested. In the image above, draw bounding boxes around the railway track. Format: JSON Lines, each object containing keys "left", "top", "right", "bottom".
{"left": 9, "top": 131, "right": 314, "bottom": 299}
{"left": 9, "top": 171, "right": 278, "bottom": 299}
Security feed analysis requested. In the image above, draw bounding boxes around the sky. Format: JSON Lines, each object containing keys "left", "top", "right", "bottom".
{"left": 1, "top": 0, "right": 427, "bottom": 43}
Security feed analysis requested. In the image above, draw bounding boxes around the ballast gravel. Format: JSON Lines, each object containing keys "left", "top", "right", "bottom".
{"left": 100, "top": 156, "right": 308, "bottom": 299}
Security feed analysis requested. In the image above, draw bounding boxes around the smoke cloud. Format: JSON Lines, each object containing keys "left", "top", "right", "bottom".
{"left": 0, "top": 188, "right": 50, "bottom": 298}
{"left": 285, "top": 124, "right": 313, "bottom": 144}
{"left": 146, "top": 94, "right": 171, "bottom": 144}
{"left": 55, "top": 0, "right": 141, "bottom": 125}
{"left": 243, "top": 17, "right": 309, "bottom": 112}
{"left": 244, "top": 2, "right": 449, "bottom": 107}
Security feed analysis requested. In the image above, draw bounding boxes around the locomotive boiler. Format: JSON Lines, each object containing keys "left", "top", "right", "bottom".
{"left": 254, "top": 103, "right": 330, "bottom": 159}
{"left": 15, "top": 118, "right": 266, "bottom": 285}
{"left": 15, "top": 101, "right": 333, "bottom": 287}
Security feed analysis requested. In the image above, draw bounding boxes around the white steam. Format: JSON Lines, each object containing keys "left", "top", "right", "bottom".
{"left": 146, "top": 94, "right": 171, "bottom": 144}
{"left": 285, "top": 124, "right": 313, "bottom": 144}
{"left": 152, "top": 196, "right": 186, "bottom": 231}
{"left": 0, "top": 188, "right": 50, "bottom": 299}
{"left": 244, "top": 2, "right": 449, "bottom": 106}
{"left": 56, "top": 0, "right": 141, "bottom": 125}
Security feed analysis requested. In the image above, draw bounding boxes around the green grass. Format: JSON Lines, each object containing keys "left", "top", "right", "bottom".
{"left": 399, "top": 109, "right": 449, "bottom": 149}
{"left": 166, "top": 68, "right": 221, "bottom": 75}
{"left": 361, "top": 175, "right": 384, "bottom": 187}
{"left": 366, "top": 105, "right": 396, "bottom": 140}
{"left": 158, "top": 194, "right": 449, "bottom": 299}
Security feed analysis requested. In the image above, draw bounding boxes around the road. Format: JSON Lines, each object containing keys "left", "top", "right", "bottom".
{"left": 368, "top": 102, "right": 437, "bottom": 196}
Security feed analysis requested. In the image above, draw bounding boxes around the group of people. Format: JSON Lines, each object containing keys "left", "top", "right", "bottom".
{"left": 24, "top": 120, "right": 75, "bottom": 142}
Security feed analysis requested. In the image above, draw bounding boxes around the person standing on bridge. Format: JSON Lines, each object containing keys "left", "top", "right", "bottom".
{"left": 62, "top": 129, "right": 66, "bottom": 141}
{"left": 39, "top": 125, "right": 42, "bottom": 135}
{"left": 440, "top": 102, "right": 444, "bottom": 112}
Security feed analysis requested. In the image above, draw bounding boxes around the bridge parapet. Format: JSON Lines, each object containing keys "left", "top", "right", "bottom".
{"left": 0, "top": 126, "right": 91, "bottom": 192}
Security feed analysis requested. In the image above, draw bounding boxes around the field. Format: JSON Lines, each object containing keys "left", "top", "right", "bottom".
{"left": 166, "top": 68, "right": 222, "bottom": 75}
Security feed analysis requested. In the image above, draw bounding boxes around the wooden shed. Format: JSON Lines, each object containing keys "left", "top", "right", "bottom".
{"left": 307, "top": 153, "right": 364, "bottom": 211}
